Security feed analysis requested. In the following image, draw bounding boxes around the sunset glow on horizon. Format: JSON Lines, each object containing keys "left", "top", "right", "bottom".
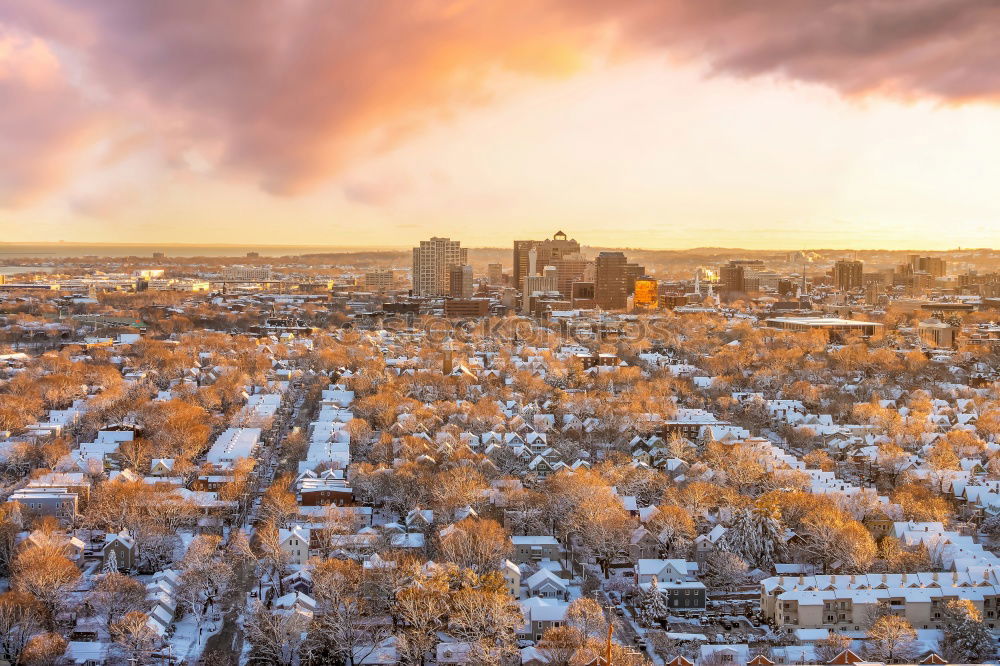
{"left": 1, "top": 1, "right": 999, "bottom": 250}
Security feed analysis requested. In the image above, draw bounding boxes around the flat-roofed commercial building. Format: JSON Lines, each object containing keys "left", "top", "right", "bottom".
{"left": 444, "top": 298, "right": 490, "bottom": 318}
{"left": 206, "top": 427, "right": 261, "bottom": 468}
{"left": 763, "top": 316, "right": 883, "bottom": 338}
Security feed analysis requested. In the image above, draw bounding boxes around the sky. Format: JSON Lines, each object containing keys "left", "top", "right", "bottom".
{"left": 0, "top": 0, "right": 999, "bottom": 250}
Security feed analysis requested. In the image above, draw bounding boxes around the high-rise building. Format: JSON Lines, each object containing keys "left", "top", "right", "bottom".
{"left": 922, "top": 257, "right": 946, "bottom": 278}
{"left": 487, "top": 263, "right": 503, "bottom": 285}
{"left": 633, "top": 276, "right": 659, "bottom": 309}
{"left": 412, "top": 237, "right": 467, "bottom": 296}
{"left": 909, "top": 255, "right": 947, "bottom": 278}
{"left": 718, "top": 263, "right": 745, "bottom": 296}
{"left": 449, "top": 264, "right": 474, "bottom": 298}
{"left": 522, "top": 266, "right": 559, "bottom": 312}
{"left": 595, "top": 252, "right": 629, "bottom": 310}
{"left": 623, "top": 262, "right": 645, "bottom": 295}
{"left": 513, "top": 240, "right": 540, "bottom": 291}
{"left": 550, "top": 254, "right": 593, "bottom": 297}
{"left": 513, "top": 231, "right": 581, "bottom": 291}
{"left": 832, "top": 260, "right": 864, "bottom": 290}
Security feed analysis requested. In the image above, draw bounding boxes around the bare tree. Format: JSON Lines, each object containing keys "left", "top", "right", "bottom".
{"left": 255, "top": 521, "right": 291, "bottom": 596}
{"left": 178, "top": 535, "right": 232, "bottom": 628}
{"left": 244, "top": 602, "right": 310, "bottom": 665}
{"left": 19, "top": 632, "right": 67, "bottom": 666}
{"left": 306, "top": 559, "right": 392, "bottom": 666}
{"left": 110, "top": 611, "right": 161, "bottom": 664}
{"left": 447, "top": 585, "right": 523, "bottom": 665}
{"left": 815, "top": 632, "right": 852, "bottom": 663}
{"left": 11, "top": 544, "right": 81, "bottom": 628}
{"left": 537, "top": 625, "right": 585, "bottom": 666}
{"left": 437, "top": 517, "right": 512, "bottom": 575}
{"left": 88, "top": 572, "right": 149, "bottom": 630}
{"left": 565, "top": 597, "right": 607, "bottom": 641}
{"left": 864, "top": 614, "right": 919, "bottom": 663}
{"left": 395, "top": 577, "right": 449, "bottom": 665}
{"left": 0, "top": 591, "right": 42, "bottom": 664}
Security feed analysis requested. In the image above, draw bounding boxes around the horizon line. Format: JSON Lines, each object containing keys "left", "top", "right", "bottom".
{"left": 0, "top": 242, "right": 990, "bottom": 254}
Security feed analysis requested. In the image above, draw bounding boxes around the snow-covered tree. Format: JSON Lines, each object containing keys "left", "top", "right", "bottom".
{"left": 103, "top": 549, "right": 118, "bottom": 574}
{"left": 981, "top": 514, "right": 1000, "bottom": 539}
{"left": 703, "top": 551, "right": 748, "bottom": 591}
{"left": 719, "top": 506, "right": 782, "bottom": 570}
{"left": 636, "top": 576, "right": 669, "bottom": 626}
{"left": 814, "top": 632, "right": 852, "bottom": 663}
{"left": 940, "top": 599, "right": 994, "bottom": 663}
{"left": 864, "top": 614, "right": 918, "bottom": 663}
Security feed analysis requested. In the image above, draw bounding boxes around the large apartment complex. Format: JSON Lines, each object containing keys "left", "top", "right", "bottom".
{"left": 412, "top": 237, "right": 468, "bottom": 296}
{"left": 761, "top": 570, "right": 1000, "bottom": 632}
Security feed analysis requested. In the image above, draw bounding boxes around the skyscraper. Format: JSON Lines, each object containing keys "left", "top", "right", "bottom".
{"left": 487, "top": 263, "right": 503, "bottom": 285}
{"left": 718, "top": 262, "right": 745, "bottom": 296}
{"left": 449, "top": 264, "right": 474, "bottom": 298}
{"left": 832, "top": 259, "right": 863, "bottom": 290}
{"left": 513, "top": 231, "right": 580, "bottom": 291}
{"left": 412, "top": 237, "right": 468, "bottom": 296}
{"left": 549, "top": 254, "right": 592, "bottom": 297}
{"left": 595, "top": 252, "right": 628, "bottom": 310}
{"left": 512, "top": 240, "right": 541, "bottom": 291}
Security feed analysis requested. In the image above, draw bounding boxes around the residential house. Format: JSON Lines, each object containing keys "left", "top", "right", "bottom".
{"left": 510, "top": 536, "right": 561, "bottom": 565}
{"left": 103, "top": 530, "right": 137, "bottom": 571}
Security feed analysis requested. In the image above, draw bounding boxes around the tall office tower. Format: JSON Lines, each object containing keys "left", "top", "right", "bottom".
{"left": 513, "top": 231, "right": 581, "bottom": 290}
{"left": 536, "top": 231, "right": 580, "bottom": 267}
{"left": 449, "top": 264, "right": 474, "bottom": 298}
{"left": 487, "top": 263, "right": 503, "bottom": 285}
{"left": 633, "top": 276, "right": 659, "bottom": 309}
{"left": 595, "top": 251, "right": 629, "bottom": 310}
{"left": 513, "top": 240, "right": 541, "bottom": 291}
{"left": 550, "top": 253, "right": 592, "bottom": 297}
{"left": 718, "top": 262, "right": 745, "bottom": 296}
{"left": 920, "top": 257, "right": 946, "bottom": 277}
{"left": 907, "top": 255, "right": 946, "bottom": 278}
{"left": 832, "top": 259, "right": 864, "bottom": 290}
{"left": 623, "top": 262, "right": 645, "bottom": 295}
{"left": 412, "top": 237, "right": 468, "bottom": 296}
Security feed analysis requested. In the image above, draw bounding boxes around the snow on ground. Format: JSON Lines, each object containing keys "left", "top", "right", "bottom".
{"left": 168, "top": 613, "right": 223, "bottom": 662}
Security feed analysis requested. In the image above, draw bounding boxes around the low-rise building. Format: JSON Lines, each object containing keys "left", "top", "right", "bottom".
{"left": 510, "top": 535, "right": 561, "bottom": 564}
{"left": 761, "top": 570, "right": 1000, "bottom": 632}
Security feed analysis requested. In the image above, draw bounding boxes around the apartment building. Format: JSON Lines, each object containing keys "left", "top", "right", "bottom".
{"left": 761, "top": 570, "right": 1000, "bottom": 632}
{"left": 412, "top": 237, "right": 467, "bottom": 297}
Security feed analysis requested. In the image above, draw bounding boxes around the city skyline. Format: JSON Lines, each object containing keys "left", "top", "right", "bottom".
{"left": 0, "top": 2, "right": 999, "bottom": 250}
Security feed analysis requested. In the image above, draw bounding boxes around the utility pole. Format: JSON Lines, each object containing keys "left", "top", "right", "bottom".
{"left": 606, "top": 618, "right": 614, "bottom": 666}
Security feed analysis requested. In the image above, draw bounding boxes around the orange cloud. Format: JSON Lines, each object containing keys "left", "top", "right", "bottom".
{"left": 1, "top": 0, "right": 998, "bottom": 204}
